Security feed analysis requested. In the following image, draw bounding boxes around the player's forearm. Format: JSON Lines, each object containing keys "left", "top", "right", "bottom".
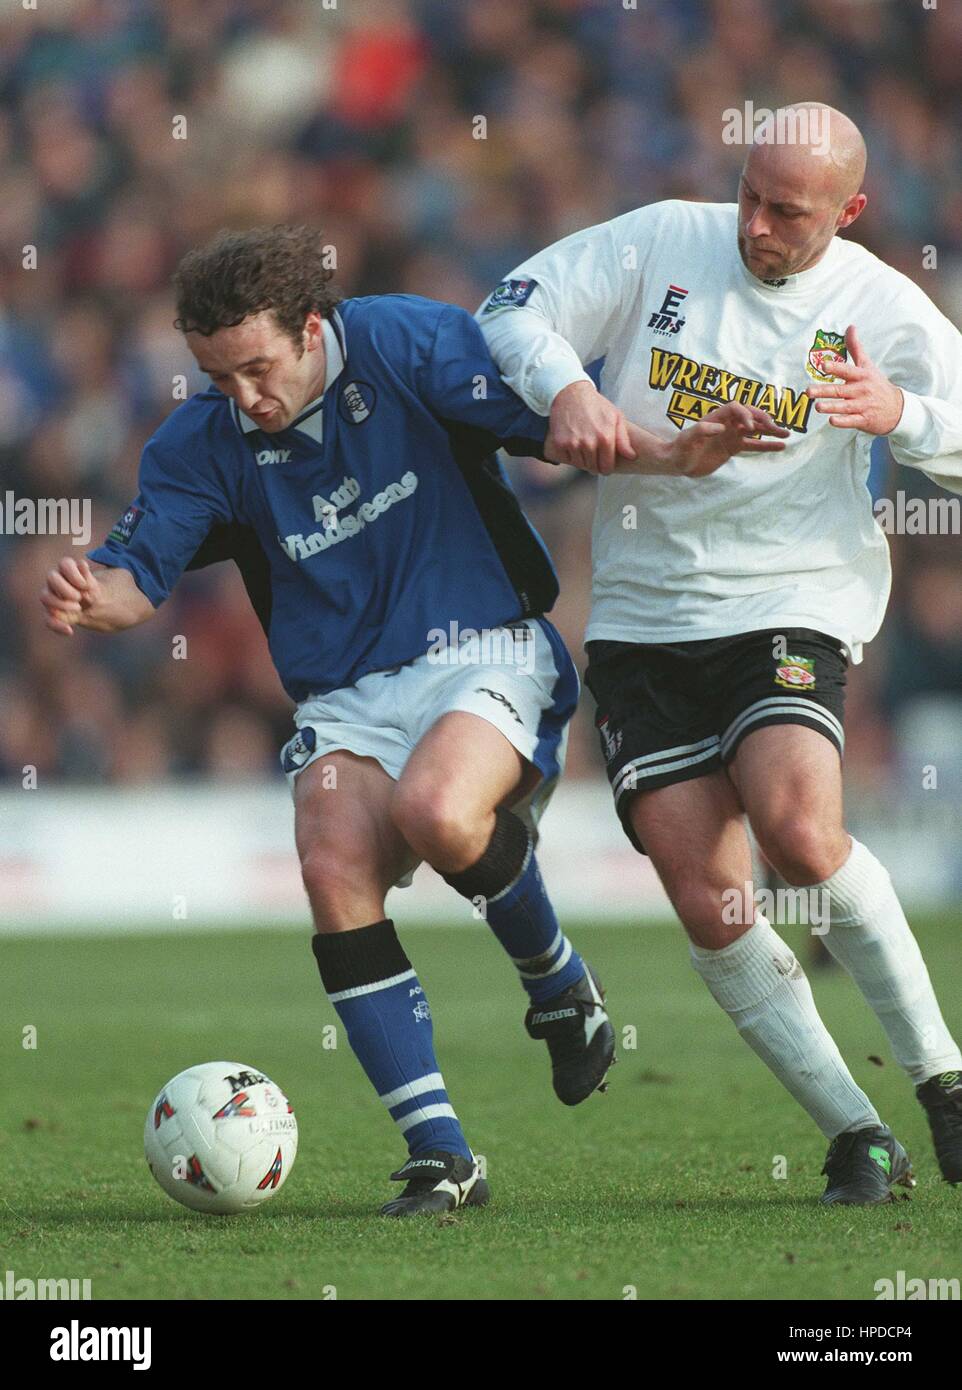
{"left": 610, "top": 421, "right": 674, "bottom": 474}
{"left": 542, "top": 418, "right": 673, "bottom": 473}
{"left": 73, "top": 563, "right": 156, "bottom": 631}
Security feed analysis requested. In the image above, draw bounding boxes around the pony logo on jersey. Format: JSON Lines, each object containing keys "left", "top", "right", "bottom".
{"left": 482, "top": 278, "right": 539, "bottom": 314}
{"left": 775, "top": 656, "right": 816, "bottom": 689}
{"left": 281, "top": 726, "right": 317, "bottom": 773}
{"left": 255, "top": 447, "right": 291, "bottom": 466}
{"left": 107, "top": 504, "right": 144, "bottom": 546}
{"left": 648, "top": 284, "right": 689, "bottom": 336}
{"left": 338, "top": 380, "right": 376, "bottom": 424}
{"left": 805, "top": 330, "right": 848, "bottom": 383}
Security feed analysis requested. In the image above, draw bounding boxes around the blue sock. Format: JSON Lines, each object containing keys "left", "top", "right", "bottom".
{"left": 487, "top": 849, "right": 586, "bottom": 1003}
{"left": 311, "top": 920, "right": 472, "bottom": 1161}
{"left": 445, "top": 808, "right": 586, "bottom": 1004}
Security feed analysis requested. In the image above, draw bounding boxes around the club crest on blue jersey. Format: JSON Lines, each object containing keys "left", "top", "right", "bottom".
{"left": 281, "top": 725, "right": 317, "bottom": 773}
{"left": 107, "top": 504, "right": 145, "bottom": 546}
{"left": 338, "top": 380, "right": 376, "bottom": 424}
{"left": 482, "top": 277, "right": 539, "bottom": 314}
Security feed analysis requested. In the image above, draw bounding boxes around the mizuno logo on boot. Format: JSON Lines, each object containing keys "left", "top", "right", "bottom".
{"left": 532, "top": 1007, "right": 579, "bottom": 1024}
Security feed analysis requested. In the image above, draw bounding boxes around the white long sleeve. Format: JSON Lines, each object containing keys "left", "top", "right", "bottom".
{"left": 477, "top": 205, "right": 670, "bottom": 414}
{"left": 880, "top": 284, "right": 962, "bottom": 494}
{"left": 475, "top": 306, "right": 590, "bottom": 417}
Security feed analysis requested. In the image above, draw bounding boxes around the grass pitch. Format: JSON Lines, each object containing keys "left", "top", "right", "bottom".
{"left": 2, "top": 918, "right": 960, "bottom": 1301}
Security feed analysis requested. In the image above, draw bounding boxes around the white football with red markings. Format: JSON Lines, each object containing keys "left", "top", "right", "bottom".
{"left": 144, "top": 1061, "right": 298, "bottom": 1214}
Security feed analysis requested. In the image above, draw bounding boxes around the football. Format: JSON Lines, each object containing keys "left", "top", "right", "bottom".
{"left": 144, "top": 1062, "right": 298, "bottom": 1215}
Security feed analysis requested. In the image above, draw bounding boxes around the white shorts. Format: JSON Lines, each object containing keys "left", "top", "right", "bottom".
{"left": 281, "top": 618, "right": 579, "bottom": 882}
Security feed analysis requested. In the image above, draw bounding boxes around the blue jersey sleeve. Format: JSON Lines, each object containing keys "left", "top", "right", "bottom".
{"left": 88, "top": 437, "right": 233, "bottom": 607}
{"left": 417, "top": 304, "right": 550, "bottom": 455}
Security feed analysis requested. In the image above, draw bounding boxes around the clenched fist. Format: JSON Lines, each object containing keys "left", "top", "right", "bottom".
{"left": 40, "top": 557, "right": 104, "bottom": 636}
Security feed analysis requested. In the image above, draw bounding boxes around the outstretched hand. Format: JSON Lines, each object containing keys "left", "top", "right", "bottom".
{"left": 805, "top": 324, "right": 904, "bottom": 435}
{"left": 665, "top": 403, "right": 790, "bottom": 477}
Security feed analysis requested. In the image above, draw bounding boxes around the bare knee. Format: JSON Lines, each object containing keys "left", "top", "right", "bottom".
{"left": 300, "top": 845, "right": 383, "bottom": 933}
{"left": 755, "top": 812, "right": 849, "bottom": 886}
{"left": 391, "top": 781, "right": 490, "bottom": 873}
{"left": 668, "top": 878, "right": 753, "bottom": 950}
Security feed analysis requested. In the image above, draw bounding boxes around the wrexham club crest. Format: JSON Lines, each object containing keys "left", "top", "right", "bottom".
{"left": 775, "top": 655, "right": 816, "bottom": 690}
{"left": 805, "top": 329, "right": 847, "bottom": 383}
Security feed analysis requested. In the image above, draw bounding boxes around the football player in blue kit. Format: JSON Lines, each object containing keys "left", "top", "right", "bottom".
{"left": 40, "top": 226, "right": 785, "bottom": 1216}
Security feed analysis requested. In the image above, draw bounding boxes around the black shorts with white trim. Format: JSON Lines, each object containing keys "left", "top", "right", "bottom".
{"left": 584, "top": 628, "right": 847, "bottom": 854}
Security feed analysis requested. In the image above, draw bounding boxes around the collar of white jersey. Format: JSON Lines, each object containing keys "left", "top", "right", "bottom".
{"left": 232, "top": 311, "right": 346, "bottom": 443}
{"left": 734, "top": 234, "right": 844, "bottom": 298}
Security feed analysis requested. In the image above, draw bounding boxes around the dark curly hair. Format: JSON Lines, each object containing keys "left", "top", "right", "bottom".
{"left": 172, "top": 224, "right": 341, "bottom": 347}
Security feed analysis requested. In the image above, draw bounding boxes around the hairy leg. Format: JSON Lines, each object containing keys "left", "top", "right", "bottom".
{"left": 627, "top": 770, "right": 879, "bottom": 1138}
{"left": 728, "top": 724, "right": 849, "bottom": 886}
{"left": 627, "top": 769, "right": 754, "bottom": 949}
{"left": 295, "top": 749, "right": 471, "bottom": 1159}
{"left": 733, "top": 724, "right": 962, "bottom": 1084}
{"left": 295, "top": 750, "right": 416, "bottom": 932}
{"left": 391, "top": 711, "right": 530, "bottom": 873}
{"left": 394, "top": 711, "right": 593, "bottom": 1012}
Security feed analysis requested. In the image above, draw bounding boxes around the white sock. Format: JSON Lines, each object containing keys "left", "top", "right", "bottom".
{"left": 817, "top": 839, "right": 962, "bottom": 1085}
{"left": 690, "top": 915, "right": 880, "bottom": 1138}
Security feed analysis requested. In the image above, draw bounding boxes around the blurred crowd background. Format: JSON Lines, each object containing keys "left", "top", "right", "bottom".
{"left": 1, "top": 0, "right": 960, "bottom": 797}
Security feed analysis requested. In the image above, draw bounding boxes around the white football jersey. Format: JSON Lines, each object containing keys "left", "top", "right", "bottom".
{"left": 478, "top": 200, "right": 962, "bottom": 660}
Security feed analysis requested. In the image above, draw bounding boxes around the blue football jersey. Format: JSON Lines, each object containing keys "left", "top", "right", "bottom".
{"left": 89, "top": 295, "right": 560, "bottom": 702}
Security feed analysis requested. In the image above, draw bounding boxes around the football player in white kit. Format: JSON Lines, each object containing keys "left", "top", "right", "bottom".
{"left": 478, "top": 103, "right": 962, "bottom": 1205}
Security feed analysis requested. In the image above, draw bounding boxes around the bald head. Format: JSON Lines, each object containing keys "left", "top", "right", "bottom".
{"left": 737, "top": 103, "right": 868, "bottom": 281}
{"left": 747, "top": 104, "right": 866, "bottom": 201}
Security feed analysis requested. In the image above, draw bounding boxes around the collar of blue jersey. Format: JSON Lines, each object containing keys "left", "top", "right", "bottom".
{"left": 232, "top": 311, "right": 346, "bottom": 442}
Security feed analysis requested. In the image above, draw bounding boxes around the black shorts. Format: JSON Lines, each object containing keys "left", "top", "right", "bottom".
{"left": 584, "top": 628, "right": 847, "bottom": 854}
